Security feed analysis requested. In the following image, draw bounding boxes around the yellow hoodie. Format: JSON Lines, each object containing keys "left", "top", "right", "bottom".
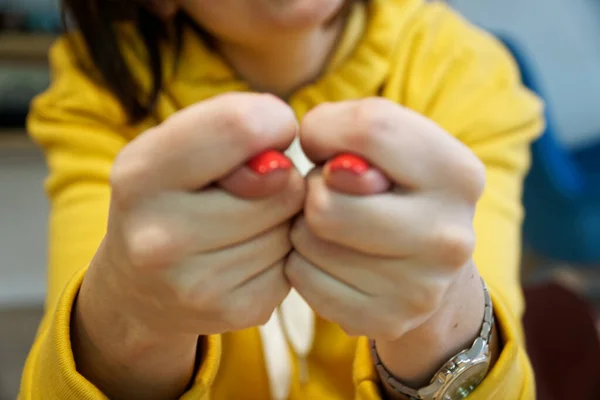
{"left": 21, "top": 0, "right": 543, "bottom": 399}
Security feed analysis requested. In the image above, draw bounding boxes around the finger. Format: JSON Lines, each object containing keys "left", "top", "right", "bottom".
{"left": 305, "top": 170, "right": 427, "bottom": 257}
{"left": 290, "top": 217, "right": 398, "bottom": 295}
{"left": 323, "top": 154, "right": 391, "bottom": 195}
{"left": 168, "top": 223, "right": 292, "bottom": 301}
{"left": 125, "top": 174, "right": 304, "bottom": 263}
{"left": 305, "top": 170, "right": 473, "bottom": 258}
{"left": 218, "top": 151, "right": 295, "bottom": 199}
{"left": 178, "top": 261, "right": 290, "bottom": 335}
{"left": 112, "top": 93, "right": 298, "bottom": 201}
{"left": 300, "top": 99, "right": 484, "bottom": 193}
{"left": 291, "top": 217, "right": 453, "bottom": 297}
{"left": 217, "top": 261, "right": 291, "bottom": 331}
{"left": 285, "top": 251, "right": 370, "bottom": 336}
{"left": 188, "top": 175, "right": 304, "bottom": 251}
{"left": 219, "top": 167, "right": 291, "bottom": 199}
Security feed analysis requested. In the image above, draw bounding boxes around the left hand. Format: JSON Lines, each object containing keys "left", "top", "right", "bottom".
{"left": 285, "top": 98, "right": 487, "bottom": 343}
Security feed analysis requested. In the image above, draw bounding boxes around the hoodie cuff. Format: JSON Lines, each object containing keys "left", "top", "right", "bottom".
{"left": 20, "top": 267, "right": 221, "bottom": 399}
{"left": 352, "top": 288, "right": 534, "bottom": 399}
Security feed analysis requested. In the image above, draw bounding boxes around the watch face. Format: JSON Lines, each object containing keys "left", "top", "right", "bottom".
{"left": 443, "top": 362, "right": 488, "bottom": 400}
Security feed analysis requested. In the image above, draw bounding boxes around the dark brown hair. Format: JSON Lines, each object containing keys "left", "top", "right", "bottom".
{"left": 61, "top": 1, "right": 358, "bottom": 123}
{"left": 61, "top": 0, "right": 195, "bottom": 122}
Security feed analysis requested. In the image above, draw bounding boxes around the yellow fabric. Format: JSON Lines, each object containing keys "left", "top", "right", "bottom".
{"left": 21, "top": 0, "right": 543, "bottom": 398}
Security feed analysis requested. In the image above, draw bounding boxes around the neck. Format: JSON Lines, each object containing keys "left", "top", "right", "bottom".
{"left": 218, "top": 17, "right": 346, "bottom": 98}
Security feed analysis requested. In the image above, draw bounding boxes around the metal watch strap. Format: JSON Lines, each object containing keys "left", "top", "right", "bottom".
{"left": 370, "top": 278, "right": 494, "bottom": 400}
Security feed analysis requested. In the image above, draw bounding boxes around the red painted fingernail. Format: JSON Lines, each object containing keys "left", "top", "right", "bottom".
{"left": 247, "top": 150, "right": 292, "bottom": 175}
{"left": 328, "top": 153, "right": 370, "bottom": 175}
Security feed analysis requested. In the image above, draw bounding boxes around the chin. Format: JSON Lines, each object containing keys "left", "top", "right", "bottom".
{"left": 261, "top": 0, "right": 348, "bottom": 31}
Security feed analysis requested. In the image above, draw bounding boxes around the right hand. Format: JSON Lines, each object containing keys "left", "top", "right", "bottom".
{"left": 82, "top": 93, "right": 304, "bottom": 342}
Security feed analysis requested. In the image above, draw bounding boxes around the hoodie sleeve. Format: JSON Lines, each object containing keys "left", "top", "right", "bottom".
{"left": 353, "top": 4, "right": 543, "bottom": 400}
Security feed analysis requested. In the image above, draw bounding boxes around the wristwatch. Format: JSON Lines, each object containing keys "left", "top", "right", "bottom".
{"left": 370, "top": 279, "right": 494, "bottom": 400}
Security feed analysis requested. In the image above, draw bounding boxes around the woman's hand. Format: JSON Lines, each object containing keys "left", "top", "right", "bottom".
{"left": 286, "top": 98, "right": 491, "bottom": 387}
{"left": 73, "top": 93, "right": 304, "bottom": 400}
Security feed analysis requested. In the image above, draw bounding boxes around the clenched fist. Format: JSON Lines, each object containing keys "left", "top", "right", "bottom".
{"left": 285, "top": 98, "right": 489, "bottom": 384}
{"left": 73, "top": 93, "right": 304, "bottom": 399}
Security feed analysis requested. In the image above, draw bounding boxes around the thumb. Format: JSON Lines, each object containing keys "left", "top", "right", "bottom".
{"left": 324, "top": 153, "right": 391, "bottom": 195}
{"left": 218, "top": 150, "right": 293, "bottom": 199}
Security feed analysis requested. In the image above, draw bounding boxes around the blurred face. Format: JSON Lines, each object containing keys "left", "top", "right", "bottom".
{"left": 172, "top": 0, "right": 347, "bottom": 44}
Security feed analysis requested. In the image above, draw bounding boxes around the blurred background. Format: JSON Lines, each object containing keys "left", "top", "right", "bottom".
{"left": 0, "top": 0, "right": 599, "bottom": 399}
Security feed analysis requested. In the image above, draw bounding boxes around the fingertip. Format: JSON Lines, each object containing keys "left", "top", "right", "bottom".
{"left": 219, "top": 166, "right": 291, "bottom": 199}
{"left": 324, "top": 154, "right": 391, "bottom": 195}
{"left": 247, "top": 150, "right": 293, "bottom": 175}
{"left": 328, "top": 153, "right": 370, "bottom": 175}
{"left": 298, "top": 102, "right": 340, "bottom": 163}
{"left": 256, "top": 93, "right": 299, "bottom": 146}
{"left": 325, "top": 169, "right": 390, "bottom": 195}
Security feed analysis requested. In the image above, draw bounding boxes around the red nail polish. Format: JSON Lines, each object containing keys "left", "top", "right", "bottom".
{"left": 247, "top": 150, "right": 292, "bottom": 175}
{"left": 328, "top": 153, "right": 370, "bottom": 175}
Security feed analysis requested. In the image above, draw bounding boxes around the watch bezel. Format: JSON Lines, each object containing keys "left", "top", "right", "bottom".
{"left": 417, "top": 337, "right": 491, "bottom": 399}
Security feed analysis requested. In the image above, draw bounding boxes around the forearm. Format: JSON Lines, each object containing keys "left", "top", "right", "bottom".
{"left": 72, "top": 254, "right": 199, "bottom": 400}
{"left": 375, "top": 262, "right": 499, "bottom": 395}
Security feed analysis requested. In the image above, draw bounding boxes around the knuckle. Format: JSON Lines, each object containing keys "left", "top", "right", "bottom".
{"left": 110, "top": 149, "right": 149, "bottom": 209}
{"left": 300, "top": 103, "right": 324, "bottom": 138}
{"left": 125, "top": 222, "right": 180, "bottom": 271}
{"left": 220, "top": 102, "right": 266, "bottom": 152}
{"left": 348, "top": 99, "right": 394, "bottom": 150}
{"left": 457, "top": 157, "right": 487, "bottom": 203}
{"left": 219, "top": 93, "right": 291, "bottom": 153}
{"left": 430, "top": 225, "right": 475, "bottom": 269}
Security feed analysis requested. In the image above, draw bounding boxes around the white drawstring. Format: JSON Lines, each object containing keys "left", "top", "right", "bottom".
{"left": 259, "top": 311, "right": 293, "bottom": 400}
{"left": 259, "top": 290, "right": 315, "bottom": 400}
{"left": 257, "top": 139, "right": 317, "bottom": 400}
{"left": 279, "top": 289, "right": 315, "bottom": 384}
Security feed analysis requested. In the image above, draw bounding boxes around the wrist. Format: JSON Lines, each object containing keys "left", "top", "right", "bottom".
{"left": 375, "top": 262, "right": 485, "bottom": 388}
{"left": 72, "top": 252, "right": 199, "bottom": 399}
{"left": 82, "top": 246, "right": 199, "bottom": 359}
